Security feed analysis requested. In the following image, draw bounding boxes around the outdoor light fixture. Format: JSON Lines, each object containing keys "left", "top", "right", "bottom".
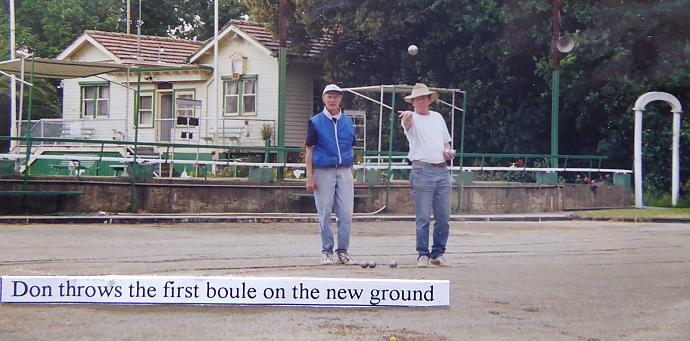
{"left": 557, "top": 35, "right": 575, "bottom": 53}
{"left": 550, "top": 0, "right": 576, "bottom": 168}
{"left": 230, "top": 52, "right": 244, "bottom": 80}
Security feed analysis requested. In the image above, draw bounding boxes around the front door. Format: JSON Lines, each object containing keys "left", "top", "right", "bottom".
{"left": 157, "top": 92, "right": 173, "bottom": 142}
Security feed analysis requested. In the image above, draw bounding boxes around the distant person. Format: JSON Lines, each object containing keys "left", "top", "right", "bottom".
{"left": 305, "top": 84, "right": 357, "bottom": 265}
{"left": 398, "top": 83, "right": 453, "bottom": 267}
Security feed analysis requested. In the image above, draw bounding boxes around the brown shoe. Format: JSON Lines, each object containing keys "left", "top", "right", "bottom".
{"left": 336, "top": 251, "right": 357, "bottom": 265}
{"left": 430, "top": 255, "right": 450, "bottom": 266}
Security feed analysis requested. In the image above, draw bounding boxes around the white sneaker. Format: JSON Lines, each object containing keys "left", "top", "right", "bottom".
{"left": 430, "top": 255, "right": 450, "bottom": 266}
{"left": 417, "top": 255, "right": 430, "bottom": 267}
{"left": 336, "top": 251, "right": 357, "bottom": 265}
{"left": 320, "top": 252, "right": 335, "bottom": 265}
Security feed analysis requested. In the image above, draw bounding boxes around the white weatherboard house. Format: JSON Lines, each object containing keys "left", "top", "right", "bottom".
{"left": 29, "top": 20, "right": 325, "bottom": 176}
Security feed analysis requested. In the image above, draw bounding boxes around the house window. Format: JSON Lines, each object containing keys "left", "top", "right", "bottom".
{"left": 223, "top": 76, "right": 257, "bottom": 116}
{"left": 138, "top": 94, "right": 153, "bottom": 127}
{"left": 175, "top": 93, "right": 195, "bottom": 117}
{"left": 242, "top": 79, "right": 256, "bottom": 114}
{"left": 81, "top": 84, "right": 109, "bottom": 117}
{"left": 224, "top": 80, "right": 239, "bottom": 115}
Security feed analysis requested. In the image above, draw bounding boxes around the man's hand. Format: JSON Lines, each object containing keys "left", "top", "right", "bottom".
{"left": 398, "top": 110, "right": 413, "bottom": 130}
{"left": 306, "top": 176, "right": 317, "bottom": 193}
{"left": 443, "top": 143, "right": 455, "bottom": 161}
{"left": 304, "top": 146, "right": 316, "bottom": 192}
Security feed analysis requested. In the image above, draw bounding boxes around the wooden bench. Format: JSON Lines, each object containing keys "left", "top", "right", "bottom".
{"left": 216, "top": 126, "right": 245, "bottom": 141}
{"left": 0, "top": 191, "right": 83, "bottom": 211}
{"left": 51, "top": 159, "right": 95, "bottom": 177}
{"left": 61, "top": 126, "right": 96, "bottom": 140}
{"left": 109, "top": 164, "right": 128, "bottom": 177}
{"left": 127, "top": 148, "right": 161, "bottom": 177}
{"left": 82, "top": 127, "right": 96, "bottom": 139}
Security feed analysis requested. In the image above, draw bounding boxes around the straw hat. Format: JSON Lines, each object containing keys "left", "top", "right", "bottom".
{"left": 404, "top": 83, "right": 438, "bottom": 103}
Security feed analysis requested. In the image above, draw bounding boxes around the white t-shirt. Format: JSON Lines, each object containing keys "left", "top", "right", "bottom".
{"left": 403, "top": 110, "right": 452, "bottom": 163}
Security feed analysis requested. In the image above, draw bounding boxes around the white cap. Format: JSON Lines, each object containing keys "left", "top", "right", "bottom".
{"left": 323, "top": 84, "right": 343, "bottom": 95}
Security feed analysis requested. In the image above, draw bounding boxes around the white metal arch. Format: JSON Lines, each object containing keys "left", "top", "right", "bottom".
{"left": 633, "top": 91, "right": 683, "bottom": 207}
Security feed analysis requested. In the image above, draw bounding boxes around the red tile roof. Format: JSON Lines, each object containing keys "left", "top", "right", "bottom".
{"left": 85, "top": 30, "right": 204, "bottom": 66}
{"left": 227, "top": 20, "right": 329, "bottom": 57}
{"left": 81, "top": 20, "right": 327, "bottom": 67}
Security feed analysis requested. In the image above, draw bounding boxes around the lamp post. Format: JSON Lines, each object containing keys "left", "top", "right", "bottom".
{"left": 15, "top": 49, "right": 29, "bottom": 161}
{"left": 551, "top": 1, "right": 575, "bottom": 169}
{"left": 21, "top": 53, "right": 34, "bottom": 190}
{"left": 277, "top": 0, "right": 288, "bottom": 169}
{"left": 550, "top": 0, "right": 562, "bottom": 169}
{"left": 9, "top": 0, "right": 17, "bottom": 154}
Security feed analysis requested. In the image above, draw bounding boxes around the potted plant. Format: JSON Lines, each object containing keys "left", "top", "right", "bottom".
{"left": 249, "top": 124, "right": 275, "bottom": 183}
{"left": 260, "top": 124, "right": 273, "bottom": 163}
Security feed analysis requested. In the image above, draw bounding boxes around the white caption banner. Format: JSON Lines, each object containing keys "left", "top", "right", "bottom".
{"left": 0, "top": 276, "right": 449, "bottom": 307}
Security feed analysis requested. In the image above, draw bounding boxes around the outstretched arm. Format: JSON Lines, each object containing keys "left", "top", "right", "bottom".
{"left": 398, "top": 111, "right": 413, "bottom": 130}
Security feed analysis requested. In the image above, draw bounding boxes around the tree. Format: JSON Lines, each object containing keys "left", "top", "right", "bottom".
{"left": 0, "top": 0, "right": 250, "bottom": 58}
{"left": 245, "top": 0, "right": 690, "bottom": 198}
{"left": 134, "top": 0, "right": 249, "bottom": 40}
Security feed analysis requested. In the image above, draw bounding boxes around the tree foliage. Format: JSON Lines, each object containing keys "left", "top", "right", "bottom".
{"left": 246, "top": 0, "right": 690, "bottom": 195}
{"left": 0, "top": 1, "right": 688, "bottom": 195}
{"left": 0, "top": 0, "right": 249, "bottom": 57}
{"left": 134, "top": 0, "right": 249, "bottom": 40}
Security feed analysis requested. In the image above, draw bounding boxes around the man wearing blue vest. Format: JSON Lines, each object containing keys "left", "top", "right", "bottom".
{"left": 305, "top": 84, "right": 357, "bottom": 265}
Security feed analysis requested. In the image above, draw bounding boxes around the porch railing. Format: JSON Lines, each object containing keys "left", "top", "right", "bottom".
{"left": 19, "top": 117, "right": 276, "bottom": 147}
{"left": 19, "top": 118, "right": 127, "bottom": 146}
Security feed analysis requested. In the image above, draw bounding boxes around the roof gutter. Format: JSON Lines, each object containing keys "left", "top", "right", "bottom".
{"left": 136, "top": 65, "right": 213, "bottom": 72}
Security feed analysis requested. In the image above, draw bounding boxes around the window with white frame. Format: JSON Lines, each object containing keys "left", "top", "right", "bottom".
{"left": 138, "top": 94, "right": 153, "bottom": 127}
{"left": 175, "top": 93, "right": 195, "bottom": 117}
{"left": 242, "top": 79, "right": 256, "bottom": 114}
{"left": 224, "top": 76, "right": 257, "bottom": 116}
{"left": 81, "top": 84, "right": 110, "bottom": 117}
{"left": 224, "top": 80, "right": 239, "bottom": 115}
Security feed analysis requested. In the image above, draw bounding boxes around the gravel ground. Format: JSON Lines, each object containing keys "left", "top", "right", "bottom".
{"left": 0, "top": 220, "right": 689, "bottom": 340}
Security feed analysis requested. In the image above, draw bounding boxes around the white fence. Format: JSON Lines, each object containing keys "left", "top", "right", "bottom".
{"left": 19, "top": 117, "right": 275, "bottom": 147}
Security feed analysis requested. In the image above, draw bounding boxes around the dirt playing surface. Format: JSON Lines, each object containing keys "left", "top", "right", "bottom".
{"left": 1, "top": 221, "right": 689, "bottom": 340}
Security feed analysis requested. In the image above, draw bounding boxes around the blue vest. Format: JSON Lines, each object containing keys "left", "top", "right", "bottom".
{"left": 310, "top": 111, "right": 355, "bottom": 168}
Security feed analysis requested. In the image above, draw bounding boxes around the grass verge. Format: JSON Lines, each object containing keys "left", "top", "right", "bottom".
{"left": 572, "top": 207, "right": 690, "bottom": 219}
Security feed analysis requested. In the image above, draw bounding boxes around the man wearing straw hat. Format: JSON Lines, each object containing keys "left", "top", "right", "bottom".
{"left": 305, "top": 84, "right": 357, "bottom": 265}
{"left": 399, "top": 83, "right": 453, "bottom": 267}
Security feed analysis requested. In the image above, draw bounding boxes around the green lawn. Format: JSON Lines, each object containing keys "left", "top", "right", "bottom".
{"left": 572, "top": 208, "right": 690, "bottom": 219}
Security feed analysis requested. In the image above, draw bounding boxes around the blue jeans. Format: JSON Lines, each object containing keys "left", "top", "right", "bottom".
{"left": 313, "top": 167, "right": 354, "bottom": 253}
{"left": 410, "top": 163, "right": 451, "bottom": 259}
